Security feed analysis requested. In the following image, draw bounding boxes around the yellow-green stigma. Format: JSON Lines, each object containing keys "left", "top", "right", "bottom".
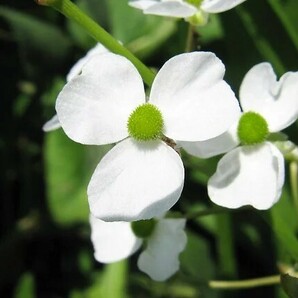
{"left": 185, "top": 0, "right": 202, "bottom": 7}
{"left": 131, "top": 219, "right": 157, "bottom": 239}
{"left": 127, "top": 103, "right": 164, "bottom": 141}
{"left": 237, "top": 111, "right": 269, "bottom": 145}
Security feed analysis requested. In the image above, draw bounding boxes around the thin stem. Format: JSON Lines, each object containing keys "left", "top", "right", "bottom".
{"left": 185, "top": 24, "right": 195, "bottom": 52}
{"left": 290, "top": 161, "right": 298, "bottom": 218}
{"left": 209, "top": 275, "right": 280, "bottom": 290}
{"left": 36, "top": 0, "right": 155, "bottom": 86}
{"left": 216, "top": 214, "right": 237, "bottom": 277}
{"left": 184, "top": 23, "right": 201, "bottom": 52}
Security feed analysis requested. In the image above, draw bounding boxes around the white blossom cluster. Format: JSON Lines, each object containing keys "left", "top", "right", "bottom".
{"left": 44, "top": 0, "right": 298, "bottom": 281}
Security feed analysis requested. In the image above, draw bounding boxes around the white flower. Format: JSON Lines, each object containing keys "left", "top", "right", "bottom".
{"left": 90, "top": 215, "right": 187, "bottom": 281}
{"left": 129, "top": 0, "right": 247, "bottom": 24}
{"left": 43, "top": 43, "right": 109, "bottom": 132}
{"left": 190, "top": 62, "right": 298, "bottom": 210}
{"left": 55, "top": 51, "right": 240, "bottom": 221}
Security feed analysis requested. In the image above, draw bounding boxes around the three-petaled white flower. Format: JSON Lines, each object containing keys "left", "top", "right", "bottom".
{"left": 90, "top": 215, "right": 187, "bottom": 281}
{"left": 182, "top": 62, "right": 298, "bottom": 210}
{"left": 129, "top": 0, "right": 247, "bottom": 24}
{"left": 55, "top": 51, "right": 240, "bottom": 221}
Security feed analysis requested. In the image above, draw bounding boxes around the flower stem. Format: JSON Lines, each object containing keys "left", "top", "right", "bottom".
{"left": 185, "top": 24, "right": 200, "bottom": 52}
{"left": 185, "top": 24, "right": 195, "bottom": 52}
{"left": 290, "top": 161, "right": 298, "bottom": 218}
{"left": 36, "top": 0, "right": 155, "bottom": 86}
{"left": 216, "top": 214, "right": 237, "bottom": 278}
{"left": 209, "top": 275, "right": 280, "bottom": 289}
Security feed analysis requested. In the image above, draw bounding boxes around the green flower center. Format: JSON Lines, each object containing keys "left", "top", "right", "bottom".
{"left": 185, "top": 0, "right": 202, "bottom": 7}
{"left": 131, "top": 219, "right": 157, "bottom": 238}
{"left": 127, "top": 103, "right": 164, "bottom": 141}
{"left": 237, "top": 111, "right": 269, "bottom": 145}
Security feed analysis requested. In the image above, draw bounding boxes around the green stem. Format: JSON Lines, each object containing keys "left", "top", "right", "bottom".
{"left": 290, "top": 161, "right": 298, "bottom": 218}
{"left": 36, "top": 0, "right": 155, "bottom": 86}
{"left": 209, "top": 275, "right": 280, "bottom": 290}
{"left": 185, "top": 24, "right": 195, "bottom": 52}
{"left": 216, "top": 214, "right": 237, "bottom": 277}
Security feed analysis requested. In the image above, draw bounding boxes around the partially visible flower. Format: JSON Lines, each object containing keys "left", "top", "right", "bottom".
{"left": 55, "top": 51, "right": 240, "bottom": 221}
{"left": 42, "top": 114, "right": 61, "bottom": 132}
{"left": 42, "top": 43, "right": 108, "bottom": 132}
{"left": 187, "top": 63, "right": 298, "bottom": 210}
{"left": 90, "top": 215, "right": 187, "bottom": 281}
{"left": 129, "top": 0, "right": 247, "bottom": 25}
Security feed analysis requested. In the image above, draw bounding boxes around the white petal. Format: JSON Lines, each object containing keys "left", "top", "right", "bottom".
{"left": 66, "top": 43, "right": 109, "bottom": 82}
{"left": 240, "top": 63, "right": 298, "bottom": 132}
{"left": 129, "top": 0, "right": 158, "bottom": 10}
{"left": 42, "top": 114, "right": 61, "bottom": 132}
{"left": 137, "top": 218, "right": 187, "bottom": 281}
{"left": 90, "top": 215, "right": 142, "bottom": 263}
{"left": 179, "top": 123, "right": 239, "bottom": 158}
{"left": 149, "top": 52, "right": 241, "bottom": 141}
{"left": 88, "top": 138, "right": 184, "bottom": 221}
{"left": 201, "top": 0, "right": 247, "bottom": 13}
{"left": 208, "top": 142, "right": 285, "bottom": 210}
{"left": 56, "top": 53, "right": 145, "bottom": 145}
{"left": 144, "top": 1, "right": 197, "bottom": 18}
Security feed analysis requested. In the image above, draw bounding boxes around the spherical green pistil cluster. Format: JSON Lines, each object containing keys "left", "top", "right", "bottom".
{"left": 127, "top": 103, "right": 164, "bottom": 141}
{"left": 131, "top": 219, "right": 157, "bottom": 238}
{"left": 237, "top": 111, "right": 269, "bottom": 145}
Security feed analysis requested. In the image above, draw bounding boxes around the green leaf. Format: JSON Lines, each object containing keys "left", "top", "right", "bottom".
{"left": 99, "top": 261, "right": 128, "bottom": 298}
{"left": 180, "top": 231, "right": 218, "bottom": 298}
{"left": 45, "top": 130, "right": 89, "bottom": 224}
{"left": 106, "top": 0, "right": 158, "bottom": 43}
{"left": 265, "top": 196, "right": 298, "bottom": 261}
{"left": 44, "top": 128, "right": 111, "bottom": 225}
{"left": 71, "top": 261, "right": 128, "bottom": 298}
{"left": 126, "top": 19, "right": 176, "bottom": 59}
{"left": 14, "top": 272, "right": 35, "bottom": 298}
{"left": 181, "top": 231, "right": 215, "bottom": 279}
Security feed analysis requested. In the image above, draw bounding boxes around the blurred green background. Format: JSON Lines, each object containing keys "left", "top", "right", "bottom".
{"left": 0, "top": 0, "right": 298, "bottom": 297}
